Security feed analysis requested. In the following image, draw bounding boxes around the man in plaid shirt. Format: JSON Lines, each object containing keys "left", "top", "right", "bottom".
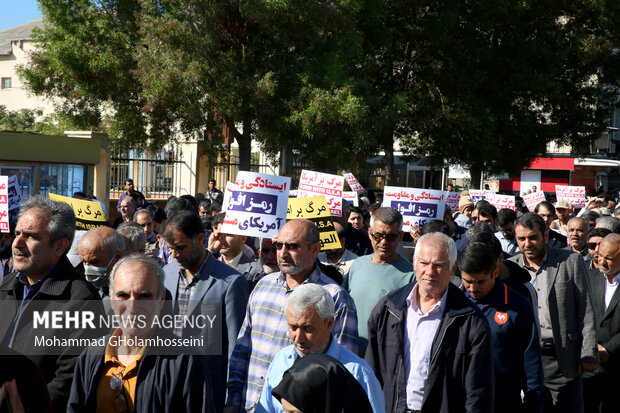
{"left": 225, "top": 219, "right": 358, "bottom": 412}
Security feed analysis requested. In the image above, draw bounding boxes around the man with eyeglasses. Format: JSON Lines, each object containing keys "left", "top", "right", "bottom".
{"left": 495, "top": 208, "right": 519, "bottom": 255}
{"left": 68, "top": 254, "right": 216, "bottom": 412}
{"left": 534, "top": 201, "right": 568, "bottom": 249}
{"left": 345, "top": 207, "right": 415, "bottom": 356}
{"left": 586, "top": 228, "right": 611, "bottom": 270}
{"left": 226, "top": 219, "right": 358, "bottom": 413}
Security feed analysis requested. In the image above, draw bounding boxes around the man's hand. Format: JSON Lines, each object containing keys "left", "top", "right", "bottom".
{"left": 207, "top": 232, "right": 222, "bottom": 254}
{"left": 409, "top": 225, "right": 422, "bottom": 244}
{"left": 578, "top": 361, "right": 599, "bottom": 373}
{"left": 598, "top": 344, "right": 609, "bottom": 363}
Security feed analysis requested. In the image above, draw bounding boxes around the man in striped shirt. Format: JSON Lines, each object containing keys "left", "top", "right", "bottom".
{"left": 225, "top": 219, "right": 358, "bottom": 412}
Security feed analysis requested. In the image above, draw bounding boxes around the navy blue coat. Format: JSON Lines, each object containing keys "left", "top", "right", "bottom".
{"left": 365, "top": 282, "right": 494, "bottom": 413}
{"left": 461, "top": 280, "right": 544, "bottom": 413}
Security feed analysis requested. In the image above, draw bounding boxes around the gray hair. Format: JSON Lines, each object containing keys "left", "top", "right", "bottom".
{"left": 109, "top": 253, "right": 165, "bottom": 299}
{"left": 100, "top": 231, "right": 126, "bottom": 257}
{"left": 370, "top": 207, "right": 403, "bottom": 232}
{"left": 414, "top": 232, "right": 457, "bottom": 269}
{"left": 133, "top": 209, "right": 153, "bottom": 222}
{"left": 286, "top": 284, "right": 335, "bottom": 320}
{"left": 120, "top": 196, "right": 136, "bottom": 207}
{"left": 596, "top": 216, "right": 620, "bottom": 234}
{"left": 18, "top": 195, "right": 75, "bottom": 252}
{"left": 117, "top": 221, "right": 147, "bottom": 252}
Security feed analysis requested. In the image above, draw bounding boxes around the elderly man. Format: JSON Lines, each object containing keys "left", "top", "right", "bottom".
{"left": 117, "top": 221, "right": 147, "bottom": 253}
{"left": 366, "top": 232, "right": 494, "bottom": 412}
{"left": 77, "top": 226, "right": 125, "bottom": 312}
{"left": 509, "top": 213, "right": 598, "bottom": 412}
{"left": 346, "top": 207, "right": 414, "bottom": 355}
{"left": 113, "top": 196, "right": 137, "bottom": 229}
{"left": 226, "top": 219, "right": 358, "bottom": 413}
{"left": 0, "top": 195, "right": 103, "bottom": 411}
{"left": 162, "top": 210, "right": 248, "bottom": 412}
{"left": 210, "top": 213, "right": 263, "bottom": 291}
{"left": 565, "top": 217, "right": 589, "bottom": 258}
{"left": 317, "top": 221, "right": 358, "bottom": 280}
{"left": 583, "top": 234, "right": 620, "bottom": 412}
{"left": 67, "top": 254, "right": 215, "bottom": 412}
{"left": 256, "top": 284, "right": 384, "bottom": 413}
{"left": 134, "top": 209, "right": 158, "bottom": 249}
{"left": 459, "top": 242, "right": 544, "bottom": 413}
{"left": 117, "top": 178, "right": 146, "bottom": 212}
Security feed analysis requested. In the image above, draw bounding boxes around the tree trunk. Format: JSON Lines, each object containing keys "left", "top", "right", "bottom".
{"left": 226, "top": 116, "right": 252, "bottom": 172}
{"left": 383, "top": 137, "right": 395, "bottom": 186}
{"left": 469, "top": 163, "right": 483, "bottom": 189}
{"left": 280, "top": 144, "right": 293, "bottom": 177}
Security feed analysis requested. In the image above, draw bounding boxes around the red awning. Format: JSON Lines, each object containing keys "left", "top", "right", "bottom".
{"left": 526, "top": 157, "right": 574, "bottom": 171}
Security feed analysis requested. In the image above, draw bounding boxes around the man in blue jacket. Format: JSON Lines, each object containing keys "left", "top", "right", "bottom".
{"left": 366, "top": 232, "right": 494, "bottom": 413}
{"left": 459, "top": 241, "right": 544, "bottom": 413}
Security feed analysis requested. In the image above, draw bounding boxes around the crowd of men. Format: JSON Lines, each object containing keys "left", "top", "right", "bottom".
{"left": 0, "top": 178, "right": 618, "bottom": 413}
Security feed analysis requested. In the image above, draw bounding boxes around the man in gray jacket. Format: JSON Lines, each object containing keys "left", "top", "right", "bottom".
{"left": 510, "top": 212, "right": 599, "bottom": 412}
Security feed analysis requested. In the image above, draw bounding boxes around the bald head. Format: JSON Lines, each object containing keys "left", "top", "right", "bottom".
{"left": 78, "top": 226, "right": 125, "bottom": 270}
{"left": 277, "top": 219, "right": 320, "bottom": 244}
{"left": 598, "top": 234, "right": 620, "bottom": 277}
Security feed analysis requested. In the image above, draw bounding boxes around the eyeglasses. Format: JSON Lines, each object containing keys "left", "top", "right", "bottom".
{"left": 370, "top": 232, "right": 399, "bottom": 242}
{"left": 587, "top": 242, "right": 601, "bottom": 250}
{"left": 273, "top": 241, "right": 313, "bottom": 251}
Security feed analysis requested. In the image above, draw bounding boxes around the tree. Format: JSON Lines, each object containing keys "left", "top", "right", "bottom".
{"left": 0, "top": 105, "right": 71, "bottom": 135}
{"left": 366, "top": 0, "right": 620, "bottom": 188}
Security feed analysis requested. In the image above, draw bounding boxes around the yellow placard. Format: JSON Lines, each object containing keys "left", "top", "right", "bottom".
{"left": 49, "top": 193, "right": 108, "bottom": 231}
{"left": 287, "top": 196, "right": 342, "bottom": 250}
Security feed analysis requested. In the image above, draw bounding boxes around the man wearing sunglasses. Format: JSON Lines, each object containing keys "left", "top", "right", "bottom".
{"left": 345, "top": 207, "right": 415, "bottom": 356}
{"left": 226, "top": 219, "right": 358, "bottom": 413}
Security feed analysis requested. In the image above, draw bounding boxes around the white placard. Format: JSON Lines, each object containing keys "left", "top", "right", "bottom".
{"left": 0, "top": 176, "right": 9, "bottom": 233}
{"left": 469, "top": 189, "right": 495, "bottom": 204}
{"left": 343, "top": 191, "right": 359, "bottom": 207}
{"left": 555, "top": 185, "right": 586, "bottom": 208}
{"left": 523, "top": 191, "right": 546, "bottom": 212}
{"left": 486, "top": 193, "right": 516, "bottom": 211}
{"left": 382, "top": 186, "right": 446, "bottom": 231}
{"left": 220, "top": 171, "right": 290, "bottom": 238}
{"left": 446, "top": 192, "right": 461, "bottom": 213}
{"left": 342, "top": 170, "right": 366, "bottom": 194}
{"left": 297, "top": 170, "right": 345, "bottom": 217}
{"left": 7, "top": 175, "right": 22, "bottom": 211}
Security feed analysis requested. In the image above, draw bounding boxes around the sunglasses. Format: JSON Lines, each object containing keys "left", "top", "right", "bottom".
{"left": 273, "top": 241, "right": 313, "bottom": 251}
{"left": 587, "top": 242, "right": 601, "bottom": 250}
{"left": 370, "top": 232, "right": 399, "bottom": 242}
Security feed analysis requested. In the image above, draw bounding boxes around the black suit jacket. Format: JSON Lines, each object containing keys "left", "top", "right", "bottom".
{"left": 0, "top": 256, "right": 104, "bottom": 412}
{"left": 588, "top": 267, "right": 620, "bottom": 373}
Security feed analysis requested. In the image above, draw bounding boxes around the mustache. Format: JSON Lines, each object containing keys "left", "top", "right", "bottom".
{"left": 13, "top": 249, "right": 30, "bottom": 257}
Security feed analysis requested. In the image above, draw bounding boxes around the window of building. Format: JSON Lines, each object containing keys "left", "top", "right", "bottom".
{"left": 0, "top": 165, "right": 36, "bottom": 200}
{"left": 40, "top": 164, "right": 87, "bottom": 198}
{"left": 0, "top": 78, "right": 11, "bottom": 89}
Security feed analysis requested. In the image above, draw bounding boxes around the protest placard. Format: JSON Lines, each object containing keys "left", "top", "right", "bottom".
{"left": 523, "top": 191, "right": 546, "bottom": 212}
{"left": 555, "top": 185, "right": 586, "bottom": 208}
{"left": 289, "top": 190, "right": 298, "bottom": 197}
{"left": 382, "top": 186, "right": 446, "bottom": 231}
{"left": 7, "top": 175, "right": 22, "bottom": 211}
{"left": 49, "top": 193, "right": 108, "bottom": 231}
{"left": 287, "top": 196, "right": 341, "bottom": 250}
{"left": 220, "top": 171, "right": 290, "bottom": 239}
{"left": 0, "top": 176, "right": 8, "bottom": 233}
{"left": 342, "top": 170, "right": 366, "bottom": 194}
{"left": 298, "top": 170, "right": 345, "bottom": 217}
{"left": 446, "top": 192, "right": 461, "bottom": 214}
{"left": 469, "top": 189, "right": 495, "bottom": 204}
{"left": 343, "top": 191, "right": 359, "bottom": 207}
{"left": 486, "top": 193, "right": 515, "bottom": 211}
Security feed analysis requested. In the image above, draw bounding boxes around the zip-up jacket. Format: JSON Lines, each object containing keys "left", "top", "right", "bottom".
{"left": 365, "top": 282, "right": 494, "bottom": 413}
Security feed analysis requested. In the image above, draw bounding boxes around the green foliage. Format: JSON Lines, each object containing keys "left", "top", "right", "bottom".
{"left": 0, "top": 105, "right": 73, "bottom": 135}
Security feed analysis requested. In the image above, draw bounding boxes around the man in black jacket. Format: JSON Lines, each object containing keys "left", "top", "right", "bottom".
{"left": 0, "top": 195, "right": 104, "bottom": 412}
{"left": 365, "top": 232, "right": 494, "bottom": 413}
{"left": 68, "top": 254, "right": 215, "bottom": 413}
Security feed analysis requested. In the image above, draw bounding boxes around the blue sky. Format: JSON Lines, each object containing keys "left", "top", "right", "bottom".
{"left": 0, "top": 0, "right": 43, "bottom": 32}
